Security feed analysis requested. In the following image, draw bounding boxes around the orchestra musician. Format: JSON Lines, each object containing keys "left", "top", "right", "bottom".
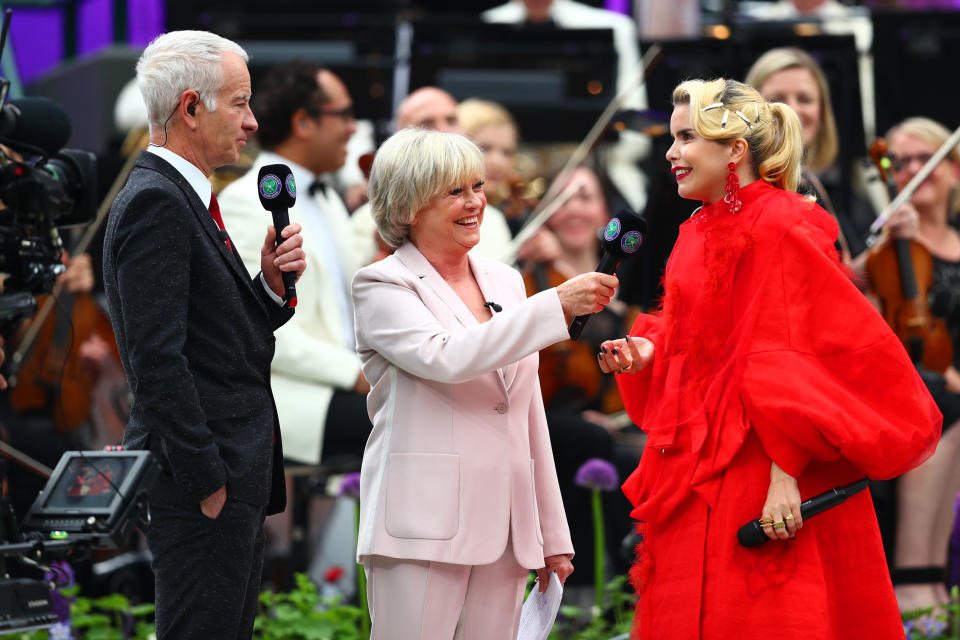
{"left": 865, "top": 116, "right": 960, "bottom": 612}
{"left": 745, "top": 47, "right": 916, "bottom": 271}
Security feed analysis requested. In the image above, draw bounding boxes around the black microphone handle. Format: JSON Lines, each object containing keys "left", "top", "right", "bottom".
{"left": 736, "top": 478, "right": 869, "bottom": 547}
{"left": 568, "top": 252, "right": 621, "bottom": 340}
{"left": 270, "top": 208, "right": 298, "bottom": 307}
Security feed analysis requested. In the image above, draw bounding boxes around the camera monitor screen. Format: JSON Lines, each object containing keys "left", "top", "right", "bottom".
{"left": 41, "top": 456, "right": 136, "bottom": 511}
{"left": 22, "top": 450, "right": 160, "bottom": 544}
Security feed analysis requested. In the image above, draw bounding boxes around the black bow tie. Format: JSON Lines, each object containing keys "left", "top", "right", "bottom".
{"left": 309, "top": 179, "right": 327, "bottom": 198}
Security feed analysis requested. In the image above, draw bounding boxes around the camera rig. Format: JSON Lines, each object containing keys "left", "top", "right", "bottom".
{"left": 0, "top": 9, "right": 97, "bottom": 335}
{"left": 0, "top": 450, "right": 159, "bottom": 635}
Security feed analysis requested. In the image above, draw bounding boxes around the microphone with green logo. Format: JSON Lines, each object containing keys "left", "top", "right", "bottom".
{"left": 568, "top": 209, "right": 646, "bottom": 340}
{"left": 257, "top": 164, "right": 298, "bottom": 308}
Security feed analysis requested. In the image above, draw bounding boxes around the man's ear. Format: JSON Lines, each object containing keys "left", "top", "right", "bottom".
{"left": 180, "top": 91, "right": 201, "bottom": 129}
{"left": 292, "top": 109, "right": 314, "bottom": 137}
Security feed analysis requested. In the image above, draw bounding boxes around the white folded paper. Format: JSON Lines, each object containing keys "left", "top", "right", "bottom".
{"left": 516, "top": 572, "right": 563, "bottom": 640}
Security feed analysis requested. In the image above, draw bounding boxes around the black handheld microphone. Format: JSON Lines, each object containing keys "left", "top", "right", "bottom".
{"left": 568, "top": 209, "right": 646, "bottom": 340}
{"left": 736, "top": 478, "right": 869, "bottom": 547}
{"left": 257, "top": 163, "right": 298, "bottom": 308}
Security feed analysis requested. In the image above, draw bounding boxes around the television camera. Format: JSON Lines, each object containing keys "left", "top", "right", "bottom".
{"left": 0, "top": 9, "right": 97, "bottom": 334}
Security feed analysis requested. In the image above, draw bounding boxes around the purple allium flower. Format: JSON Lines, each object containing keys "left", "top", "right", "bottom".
{"left": 339, "top": 472, "right": 361, "bottom": 498}
{"left": 43, "top": 561, "right": 75, "bottom": 622}
{"left": 43, "top": 560, "right": 75, "bottom": 587}
{"left": 903, "top": 619, "right": 915, "bottom": 637}
{"left": 920, "top": 615, "right": 947, "bottom": 638}
{"left": 574, "top": 458, "right": 619, "bottom": 492}
{"left": 48, "top": 622, "right": 72, "bottom": 640}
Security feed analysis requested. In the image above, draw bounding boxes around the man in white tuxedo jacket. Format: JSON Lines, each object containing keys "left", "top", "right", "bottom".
{"left": 219, "top": 62, "right": 372, "bottom": 466}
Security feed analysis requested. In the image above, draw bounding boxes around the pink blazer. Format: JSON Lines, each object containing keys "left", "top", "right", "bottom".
{"left": 352, "top": 241, "right": 574, "bottom": 569}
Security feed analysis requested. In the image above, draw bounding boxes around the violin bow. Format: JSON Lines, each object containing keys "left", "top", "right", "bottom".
{"left": 502, "top": 43, "right": 663, "bottom": 267}
{"left": 867, "top": 122, "right": 960, "bottom": 247}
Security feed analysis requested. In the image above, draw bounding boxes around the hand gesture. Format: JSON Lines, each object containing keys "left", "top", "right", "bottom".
{"left": 598, "top": 335, "right": 654, "bottom": 375}
{"left": 885, "top": 202, "right": 920, "bottom": 241}
{"left": 555, "top": 272, "right": 618, "bottom": 320}
{"left": 759, "top": 462, "right": 803, "bottom": 541}
{"left": 261, "top": 223, "right": 306, "bottom": 299}
{"left": 536, "top": 554, "right": 574, "bottom": 593}
{"left": 200, "top": 485, "right": 227, "bottom": 520}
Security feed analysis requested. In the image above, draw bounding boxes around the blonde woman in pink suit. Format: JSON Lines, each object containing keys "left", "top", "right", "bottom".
{"left": 352, "top": 128, "right": 619, "bottom": 639}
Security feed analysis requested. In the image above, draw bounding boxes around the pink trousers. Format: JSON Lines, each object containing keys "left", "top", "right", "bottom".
{"left": 364, "top": 540, "right": 530, "bottom": 640}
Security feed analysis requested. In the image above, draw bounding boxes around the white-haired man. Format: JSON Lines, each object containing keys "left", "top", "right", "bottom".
{"left": 102, "top": 30, "right": 306, "bottom": 639}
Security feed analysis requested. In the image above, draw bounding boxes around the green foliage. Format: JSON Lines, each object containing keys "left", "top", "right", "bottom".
{"left": 548, "top": 574, "right": 635, "bottom": 640}
{"left": 253, "top": 572, "right": 366, "bottom": 640}
{"left": 16, "top": 586, "right": 156, "bottom": 640}
{"left": 901, "top": 586, "right": 960, "bottom": 640}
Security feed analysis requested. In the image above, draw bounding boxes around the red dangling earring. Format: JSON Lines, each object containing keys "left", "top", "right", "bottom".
{"left": 723, "top": 162, "right": 741, "bottom": 214}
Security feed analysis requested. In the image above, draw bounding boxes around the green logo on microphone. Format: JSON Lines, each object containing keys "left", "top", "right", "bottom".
{"left": 603, "top": 218, "right": 621, "bottom": 241}
{"left": 259, "top": 174, "right": 281, "bottom": 199}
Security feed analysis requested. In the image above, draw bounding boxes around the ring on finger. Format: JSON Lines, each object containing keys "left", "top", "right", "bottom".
{"left": 784, "top": 514, "right": 794, "bottom": 520}
{"left": 772, "top": 522, "right": 786, "bottom": 529}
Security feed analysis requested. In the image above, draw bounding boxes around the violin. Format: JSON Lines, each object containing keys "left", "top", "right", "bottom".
{"left": 865, "top": 139, "right": 953, "bottom": 372}
{"left": 7, "top": 287, "right": 123, "bottom": 432}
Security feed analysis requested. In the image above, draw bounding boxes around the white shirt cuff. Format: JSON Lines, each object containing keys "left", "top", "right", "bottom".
{"left": 260, "top": 273, "right": 285, "bottom": 306}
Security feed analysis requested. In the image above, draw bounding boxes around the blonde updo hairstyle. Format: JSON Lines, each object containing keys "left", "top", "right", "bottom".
{"left": 368, "top": 127, "right": 486, "bottom": 248}
{"left": 887, "top": 116, "right": 960, "bottom": 213}
{"left": 745, "top": 47, "right": 838, "bottom": 172}
{"left": 673, "top": 78, "right": 803, "bottom": 193}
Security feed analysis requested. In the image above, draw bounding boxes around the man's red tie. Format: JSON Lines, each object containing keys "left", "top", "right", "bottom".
{"left": 208, "top": 193, "right": 232, "bottom": 252}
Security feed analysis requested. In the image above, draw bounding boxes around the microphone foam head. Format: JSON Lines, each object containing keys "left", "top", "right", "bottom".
{"left": 258, "top": 163, "right": 297, "bottom": 210}
{"left": 600, "top": 209, "right": 647, "bottom": 258}
{"left": 0, "top": 97, "right": 72, "bottom": 157}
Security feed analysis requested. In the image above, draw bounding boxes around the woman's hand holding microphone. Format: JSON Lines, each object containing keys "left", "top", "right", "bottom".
{"left": 555, "top": 272, "right": 619, "bottom": 320}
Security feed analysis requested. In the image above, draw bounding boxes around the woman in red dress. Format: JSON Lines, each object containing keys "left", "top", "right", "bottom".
{"left": 597, "top": 78, "right": 942, "bottom": 639}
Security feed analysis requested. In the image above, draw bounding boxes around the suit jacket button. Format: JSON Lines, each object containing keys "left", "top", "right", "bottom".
{"left": 495, "top": 402, "right": 507, "bottom": 414}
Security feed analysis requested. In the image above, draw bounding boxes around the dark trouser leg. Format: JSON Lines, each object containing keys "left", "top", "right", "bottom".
{"left": 146, "top": 473, "right": 266, "bottom": 640}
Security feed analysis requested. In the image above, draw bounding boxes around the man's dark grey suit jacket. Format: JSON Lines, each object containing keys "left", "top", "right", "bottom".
{"left": 103, "top": 151, "right": 292, "bottom": 515}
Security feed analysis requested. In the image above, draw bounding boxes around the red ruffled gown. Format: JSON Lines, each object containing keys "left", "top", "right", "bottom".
{"left": 616, "top": 180, "right": 942, "bottom": 639}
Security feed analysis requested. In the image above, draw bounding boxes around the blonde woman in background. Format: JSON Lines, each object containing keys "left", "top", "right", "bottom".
{"left": 746, "top": 47, "right": 916, "bottom": 271}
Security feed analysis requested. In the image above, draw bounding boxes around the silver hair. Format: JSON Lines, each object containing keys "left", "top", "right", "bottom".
{"left": 136, "top": 30, "right": 248, "bottom": 131}
{"left": 368, "top": 128, "right": 486, "bottom": 248}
